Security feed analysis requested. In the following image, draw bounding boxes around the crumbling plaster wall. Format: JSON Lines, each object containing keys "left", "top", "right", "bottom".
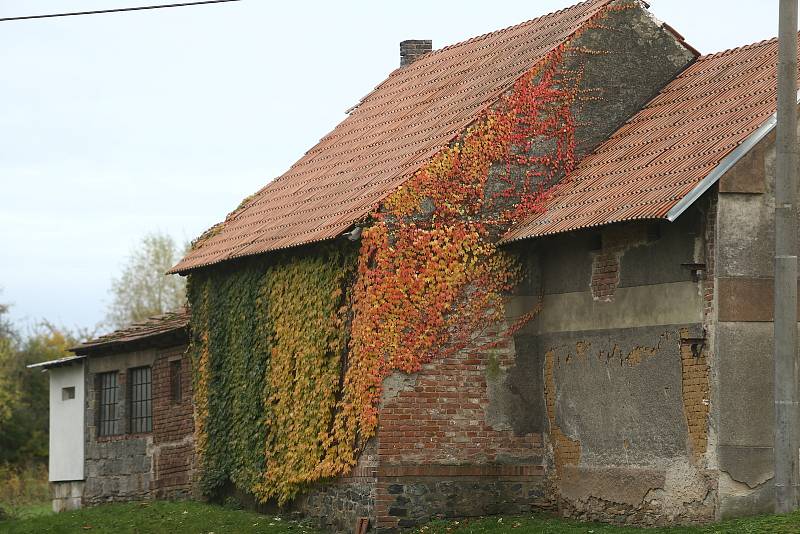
{"left": 713, "top": 127, "right": 794, "bottom": 518}
{"left": 504, "top": 205, "right": 715, "bottom": 524}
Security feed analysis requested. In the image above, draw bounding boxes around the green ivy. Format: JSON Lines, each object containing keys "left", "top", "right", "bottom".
{"left": 187, "top": 243, "right": 356, "bottom": 504}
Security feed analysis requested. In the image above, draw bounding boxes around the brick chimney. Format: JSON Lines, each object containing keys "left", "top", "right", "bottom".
{"left": 400, "top": 40, "right": 432, "bottom": 66}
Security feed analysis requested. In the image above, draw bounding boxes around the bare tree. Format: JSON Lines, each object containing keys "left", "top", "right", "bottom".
{"left": 105, "top": 232, "right": 187, "bottom": 329}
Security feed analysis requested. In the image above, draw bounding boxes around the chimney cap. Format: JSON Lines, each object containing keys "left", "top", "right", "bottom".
{"left": 400, "top": 39, "right": 432, "bottom": 67}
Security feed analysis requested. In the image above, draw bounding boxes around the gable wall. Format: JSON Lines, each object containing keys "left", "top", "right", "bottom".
{"left": 368, "top": 3, "right": 698, "bottom": 530}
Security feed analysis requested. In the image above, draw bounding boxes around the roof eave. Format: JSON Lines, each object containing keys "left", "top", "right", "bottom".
{"left": 666, "top": 91, "right": 800, "bottom": 222}
{"left": 27, "top": 354, "right": 86, "bottom": 370}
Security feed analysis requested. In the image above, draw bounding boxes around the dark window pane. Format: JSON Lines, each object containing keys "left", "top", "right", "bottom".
{"left": 98, "top": 371, "right": 119, "bottom": 437}
{"left": 129, "top": 366, "right": 152, "bottom": 433}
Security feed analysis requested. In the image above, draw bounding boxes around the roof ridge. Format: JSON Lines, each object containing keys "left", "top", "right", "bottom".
{"left": 424, "top": 0, "right": 612, "bottom": 58}
{"left": 700, "top": 35, "right": 780, "bottom": 60}
{"left": 341, "top": 0, "right": 613, "bottom": 115}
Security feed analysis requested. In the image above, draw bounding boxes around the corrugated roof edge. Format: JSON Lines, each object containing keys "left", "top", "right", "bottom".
{"left": 665, "top": 93, "right": 799, "bottom": 222}
{"left": 500, "top": 36, "right": 792, "bottom": 245}
{"left": 27, "top": 354, "right": 86, "bottom": 371}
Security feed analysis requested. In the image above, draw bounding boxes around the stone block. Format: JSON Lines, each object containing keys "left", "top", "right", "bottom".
{"left": 716, "top": 322, "right": 774, "bottom": 447}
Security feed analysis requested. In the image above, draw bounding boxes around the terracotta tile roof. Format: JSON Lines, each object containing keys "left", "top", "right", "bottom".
{"left": 503, "top": 36, "right": 795, "bottom": 242}
{"left": 70, "top": 308, "right": 190, "bottom": 355}
{"left": 171, "top": 0, "right": 616, "bottom": 273}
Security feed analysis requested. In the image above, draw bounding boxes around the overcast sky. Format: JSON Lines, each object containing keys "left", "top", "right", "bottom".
{"left": 0, "top": 0, "right": 789, "bottom": 332}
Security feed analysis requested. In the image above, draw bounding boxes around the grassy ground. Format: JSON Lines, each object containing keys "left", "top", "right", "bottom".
{"left": 3, "top": 502, "right": 800, "bottom": 533}
{"left": 416, "top": 512, "right": 800, "bottom": 534}
{"left": 0, "top": 501, "right": 318, "bottom": 534}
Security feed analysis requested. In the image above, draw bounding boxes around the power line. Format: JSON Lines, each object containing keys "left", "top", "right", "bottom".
{"left": 0, "top": 0, "right": 241, "bottom": 22}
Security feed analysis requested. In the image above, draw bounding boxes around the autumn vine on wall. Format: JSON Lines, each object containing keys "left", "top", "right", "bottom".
{"left": 187, "top": 3, "right": 619, "bottom": 500}
{"left": 319, "top": 43, "right": 582, "bottom": 473}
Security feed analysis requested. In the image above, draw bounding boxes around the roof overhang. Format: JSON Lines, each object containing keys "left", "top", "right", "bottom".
{"left": 666, "top": 91, "right": 800, "bottom": 223}
{"left": 27, "top": 354, "right": 86, "bottom": 371}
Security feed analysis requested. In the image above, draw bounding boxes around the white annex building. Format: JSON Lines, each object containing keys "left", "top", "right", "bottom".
{"left": 28, "top": 355, "right": 86, "bottom": 512}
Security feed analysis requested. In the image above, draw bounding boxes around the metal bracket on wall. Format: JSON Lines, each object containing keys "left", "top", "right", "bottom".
{"left": 681, "top": 263, "right": 706, "bottom": 282}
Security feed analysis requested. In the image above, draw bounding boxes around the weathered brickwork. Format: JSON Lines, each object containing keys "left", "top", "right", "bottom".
{"left": 543, "top": 349, "right": 580, "bottom": 476}
{"left": 590, "top": 251, "right": 620, "bottom": 301}
{"left": 374, "top": 338, "right": 547, "bottom": 531}
{"left": 679, "top": 332, "right": 710, "bottom": 461}
{"left": 152, "top": 346, "right": 194, "bottom": 498}
{"left": 377, "top": 339, "right": 542, "bottom": 465}
{"left": 83, "top": 344, "right": 194, "bottom": 505}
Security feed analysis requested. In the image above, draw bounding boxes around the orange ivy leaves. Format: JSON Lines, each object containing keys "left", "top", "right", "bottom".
{"left": 324, "top": 44, "right": 581, "bottom": 471}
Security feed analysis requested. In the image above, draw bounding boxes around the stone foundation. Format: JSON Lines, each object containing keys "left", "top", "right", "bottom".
{"left": 375, "top": 467, "right": 552, "bottom": 532}
{"left": 51, "top": 481, "right": 84, "bottom": 513}
{"left": 296, "top": 474, "right": 376, "bottom": 533}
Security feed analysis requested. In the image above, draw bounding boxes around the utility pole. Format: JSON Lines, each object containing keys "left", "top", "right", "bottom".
{"left": 775, "top": 0, "right": 799, "bottom": 514}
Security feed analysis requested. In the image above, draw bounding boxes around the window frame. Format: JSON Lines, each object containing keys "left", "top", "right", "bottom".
{"left": 129, "top": 366, "right": 153, "bottom": 434}
{"left": 97, "top": 371, "right": 120, "bottom": 437}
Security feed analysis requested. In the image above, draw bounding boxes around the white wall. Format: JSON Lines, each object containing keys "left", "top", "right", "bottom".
{"left": 48, "top": 363, "right": 85, "bottom": 482}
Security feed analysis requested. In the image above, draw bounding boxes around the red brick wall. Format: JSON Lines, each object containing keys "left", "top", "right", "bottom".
{"left": 591, "top": 251, "right": 620, "bottom": 301}
{"left": 152, "top": 345, "right": 194, "bottom": 498}
{"left": 374, "top": 338, "right": 546, "bottom": 530}
{"left": 377, "top": 339, "right": 542, "bottom": 465}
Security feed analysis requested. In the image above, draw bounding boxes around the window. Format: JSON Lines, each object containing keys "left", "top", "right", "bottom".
{"left": 170, "top": 359, "right": 182, "bottom": 403}
{"left": 129, "top": 366, "right": 152, "bottom": 433}
{"left": 62, "top": 386, "right": 75, "bottom": 401}
{"left": 98, "top": 372, "right": 119, "bottom": 436}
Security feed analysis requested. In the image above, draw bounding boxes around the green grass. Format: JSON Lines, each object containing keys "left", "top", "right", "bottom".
{"left": 414, "top": 511, "right": 800, "bottom": 534}
{"left": 0, "top": 501, "right": 319, "bottom": 534}
{"left": 4, "top": 502, "right": 800, "bottom": 534}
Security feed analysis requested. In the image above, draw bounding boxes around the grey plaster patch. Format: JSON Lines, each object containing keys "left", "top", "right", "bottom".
{"left": 380, "top": 371, "right": 417, "bottom": 408}
{"left": 485, "top": 335, "right": 546, "bottom": 435}
{"left": 561, "top": 465, "right": 665, "bottom": 506}
{"left": 642, "top": 461, "right": 715, "bottom": 517}
{"left": 718, "top": 445, "right": 773, "bottom": 488}
{"left": 716, "top": 322, "right": 774, "bottom": 447}
{"left": 716, "top": 134, "right": 776, "bottom": 278}
{"left": 718, "top": 471, "right": 774, "bottom": 519}
{"left": 543, "top": 325, "right": 697, "bottom": 465}
{"left": 617, "top": 212, "right": 699, "bottom": 289}
{"left": 513, "top": 282, "right": 703, "bottom": 335}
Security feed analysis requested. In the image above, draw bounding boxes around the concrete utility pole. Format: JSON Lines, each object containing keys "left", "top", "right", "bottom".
{"left": 774, "top": 0, "right": 799, "bottom": 514}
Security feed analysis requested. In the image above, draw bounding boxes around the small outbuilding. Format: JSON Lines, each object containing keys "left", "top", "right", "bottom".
{"left": 30, "top": 308, "right": 193, "bottom": 512}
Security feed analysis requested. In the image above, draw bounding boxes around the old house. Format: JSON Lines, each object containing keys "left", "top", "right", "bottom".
{"left": 30, "top": 309, "right": 193, "bottom": 511}
{"left": 169, "top": 0, "right": 717, "bottom": 530}
{"left": 33, "top": 0, "right": 800, "bottom": 531}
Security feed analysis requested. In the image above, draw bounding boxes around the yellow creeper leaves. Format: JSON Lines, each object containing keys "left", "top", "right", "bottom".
{"left": 188, "top": 246, "right": 356, "bottom": 505}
